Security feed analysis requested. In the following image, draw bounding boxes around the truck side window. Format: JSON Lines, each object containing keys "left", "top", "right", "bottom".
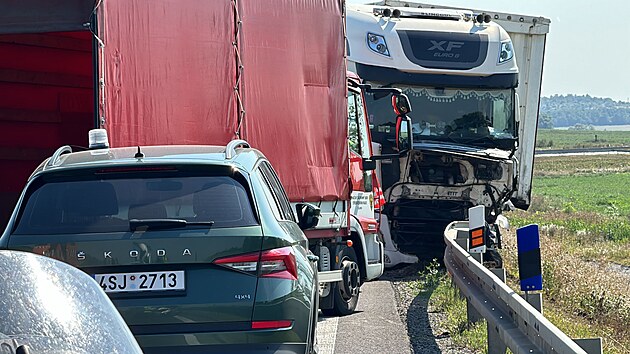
{"left": 348, "top": 90, "right": 361, "bottom": 154}
{"left": 354, "top": 90, "right": 372, "bottom": 159}
{"left": 348, "top": 89, "right": 371, "bottom": 159}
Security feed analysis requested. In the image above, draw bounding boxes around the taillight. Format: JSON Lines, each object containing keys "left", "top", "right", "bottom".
{"left": 213, "top": 252, "right": 259, "bottom": 274}
{"left": 213, "top": 246, "right": 298, "bottom": 280}
{"left": 251, "top": 320, "right": 293, "bottom": 330}
{"left": 259, "top": 247, "right": 297, "bottom": 280}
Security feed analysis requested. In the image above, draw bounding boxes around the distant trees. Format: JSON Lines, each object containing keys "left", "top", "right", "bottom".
{"left": 540, "top": 94, "right": 630, "bottom": 128}
{"left": 538, "top": 113, "right": 554, "bottom": 129}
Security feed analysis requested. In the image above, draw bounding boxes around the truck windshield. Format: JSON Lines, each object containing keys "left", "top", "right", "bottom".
{"left": 366, "top": 85, "right": 516, "bottom": 150}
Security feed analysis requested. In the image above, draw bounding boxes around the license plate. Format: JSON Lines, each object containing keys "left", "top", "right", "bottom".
{"left": 94, "top": 271, "right": 185, "bottom": 293}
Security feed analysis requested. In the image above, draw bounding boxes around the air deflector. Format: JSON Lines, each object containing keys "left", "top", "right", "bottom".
{"left": 397, "top": 30, "right": 488, "bottom": 70}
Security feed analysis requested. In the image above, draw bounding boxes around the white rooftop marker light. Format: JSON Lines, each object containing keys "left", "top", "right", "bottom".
{"left": 88, "top": 129, "right": 110, "bottom": 149}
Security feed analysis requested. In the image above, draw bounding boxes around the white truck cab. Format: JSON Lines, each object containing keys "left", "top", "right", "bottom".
{"left": 347, "top": 2, "right": 549, "bottom": 263}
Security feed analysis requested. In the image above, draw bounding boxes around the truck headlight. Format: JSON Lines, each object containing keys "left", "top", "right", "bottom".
{"left": 498, "top": 40, "right": 514, "bottom": 63}
{"left": 367, "top": 33, "right": 390, "bottom": 57}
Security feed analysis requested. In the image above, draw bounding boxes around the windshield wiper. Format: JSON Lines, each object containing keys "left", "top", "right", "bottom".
{"left": 129, "top": 219, "right": 214, "bottom": 231}
{"left": 445, "top": 133, "right": 516, "bottom": 150}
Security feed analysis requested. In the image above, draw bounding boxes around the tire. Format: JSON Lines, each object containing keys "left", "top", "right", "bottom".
{"left": 322, "top": 247, "right": 361, "bottom": 316}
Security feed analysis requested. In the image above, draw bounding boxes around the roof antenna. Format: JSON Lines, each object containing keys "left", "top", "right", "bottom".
{"left": 134, "top": 146, "right": 144, "bottom": 159}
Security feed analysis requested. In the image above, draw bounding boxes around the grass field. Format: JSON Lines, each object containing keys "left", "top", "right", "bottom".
{"left": 534, "top": 154, "right": 630, "bottom": 176}
{"left": 421, "top": 154, "right": 630, "bottom": 354}
{"left": 507, "top": 154, "right": 630, "bottom": 353}
{"left": 536, "top": 129, "right": 630, "bottom": 149}
{"left": 535, "top": 173, "right": 630, "bottom": 216}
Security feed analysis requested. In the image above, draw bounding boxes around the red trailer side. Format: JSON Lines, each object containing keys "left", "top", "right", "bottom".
{"left": 100, "top": 0, "right": 348, "bottom": 203}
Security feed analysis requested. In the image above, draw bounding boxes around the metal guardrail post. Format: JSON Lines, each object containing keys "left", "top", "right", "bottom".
{"left": 573, "top": 338, "right": 603, "bottom": 354}
{"left": 522, "top": 292, "right": 543, "bottom": 313}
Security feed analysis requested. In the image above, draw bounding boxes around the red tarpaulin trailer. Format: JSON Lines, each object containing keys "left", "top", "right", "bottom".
{"left": 0, "top": 0, "right": 346, "bottom": 226}
{"left": 100, "top": 0, "right": 348, "bottom": 202}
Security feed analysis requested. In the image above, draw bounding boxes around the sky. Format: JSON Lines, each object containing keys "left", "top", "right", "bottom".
{"left": 348, "top": 0, "right": 630, "bottom": 102}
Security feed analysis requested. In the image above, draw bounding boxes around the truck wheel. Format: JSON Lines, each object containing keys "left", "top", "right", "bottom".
{"left": 323, "top": 247, "right": 361, "bottom": 316}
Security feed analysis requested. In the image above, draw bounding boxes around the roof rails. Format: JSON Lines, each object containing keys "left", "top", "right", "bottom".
{"left": 225, "top": 139, "right": 250, "bottom": 159}
{"left": 45, "top": 145, "right": 73, "bottom": 170}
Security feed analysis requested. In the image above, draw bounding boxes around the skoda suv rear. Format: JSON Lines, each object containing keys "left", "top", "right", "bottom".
{"left": 1, "top": 138, "right": 319, "bottom": 354}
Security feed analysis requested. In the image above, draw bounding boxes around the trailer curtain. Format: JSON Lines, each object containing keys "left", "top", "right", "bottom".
{"left": 100, "top": 0, "right": 348, "bottom": 202}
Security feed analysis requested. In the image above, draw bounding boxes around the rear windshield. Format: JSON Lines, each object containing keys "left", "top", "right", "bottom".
{"left": 14, "top": 174, "right": 258, "bottom": 235}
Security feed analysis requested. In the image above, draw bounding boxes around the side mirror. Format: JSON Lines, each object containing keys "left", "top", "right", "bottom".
{"left": 361, "top": 158, "right": 376, "bottom": 171}
{"left": 295, "top": 203, "right": 321, "bottom": 230}
{"left": 392, "top": 93, "right": 412, "bottom": 115}
{"left": 396, "top": 116, "right": 413, "bottom": 152}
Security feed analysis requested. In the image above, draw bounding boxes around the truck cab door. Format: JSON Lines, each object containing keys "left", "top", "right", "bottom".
{"left": 348, "top": 88, "right": 375, "bottom": 218}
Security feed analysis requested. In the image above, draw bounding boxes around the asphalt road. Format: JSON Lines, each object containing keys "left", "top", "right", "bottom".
{"left": 317, "top": 280, "right": 412, "bottom": 354}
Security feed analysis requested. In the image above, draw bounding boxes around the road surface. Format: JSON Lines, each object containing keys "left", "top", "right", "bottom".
{"left": 317, "top": 280, "right": 412, "bottom": 354}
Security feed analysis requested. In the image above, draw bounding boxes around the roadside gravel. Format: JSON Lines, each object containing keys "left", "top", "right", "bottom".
{"left": 383, "top": 263, "right": 478, "bottom": 354}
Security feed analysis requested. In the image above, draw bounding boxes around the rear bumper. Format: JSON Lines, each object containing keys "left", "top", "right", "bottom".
{"left": 134, "top": 328, "right": 307, "bottom": 354}
{"left": 143, "top": 343, "right": 306, "bottom": 354}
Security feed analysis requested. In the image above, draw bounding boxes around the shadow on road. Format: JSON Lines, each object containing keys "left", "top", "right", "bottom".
{"left": 382, "top": 248, "right": 456, "bottom": 354}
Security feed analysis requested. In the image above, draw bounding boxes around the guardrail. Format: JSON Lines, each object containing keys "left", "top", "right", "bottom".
{"left": 443, "top": 221, "right": 603, "bottom": 354}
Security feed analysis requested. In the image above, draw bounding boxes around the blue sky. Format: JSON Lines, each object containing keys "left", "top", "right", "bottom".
{"left": 348, "top": 0, "right": 630, "bottom": 101}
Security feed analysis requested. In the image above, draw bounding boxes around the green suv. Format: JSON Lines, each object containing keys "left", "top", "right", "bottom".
{"left": 1, "top": 139, "right": 320, "bottom": 354}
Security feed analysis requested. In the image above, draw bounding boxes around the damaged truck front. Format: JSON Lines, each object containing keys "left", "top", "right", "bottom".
{"left": 347, "top": 2, "right": 550, "bottom": 265}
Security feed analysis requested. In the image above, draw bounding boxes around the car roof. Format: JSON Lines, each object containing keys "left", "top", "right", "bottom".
{"left": 31, "top": 145, "right": 266, "bottom": 180}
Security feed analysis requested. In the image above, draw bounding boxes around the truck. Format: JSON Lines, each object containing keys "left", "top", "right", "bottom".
{"left": 0, "top": 0, "right": 411, "bottom": 315}
{"left": 346, "top": 1, "right": 550, "bottom": 266}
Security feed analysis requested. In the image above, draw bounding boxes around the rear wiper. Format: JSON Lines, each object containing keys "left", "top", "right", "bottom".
{"left": 129, "top": 219, "right": 214, "bottom": 231}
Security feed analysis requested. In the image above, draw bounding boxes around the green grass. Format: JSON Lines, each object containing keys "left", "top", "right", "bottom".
{"left": 525, "top": 157, "right": 630, "bottom": 244}
{"left": 536, "top": 129, "right": 630, "bottom": 150}
{"left": 407, "top": 260, "right": 488, "bottom": 353}
{"left": 534, "top": 155, "right": 630, "bottom": 177}
{"left": 429, "top": 276, "right": 487, "bottom": 352}
{"left": 534, "top": 173, "right": 630, "bottom": 216}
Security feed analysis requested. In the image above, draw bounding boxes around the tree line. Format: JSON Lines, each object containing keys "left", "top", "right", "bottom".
{"left": 539, "top": 94, "right": 630, "bottom": 128}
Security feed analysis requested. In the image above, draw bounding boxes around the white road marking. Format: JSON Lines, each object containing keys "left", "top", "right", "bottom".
{"left": 316, "top": 314, "right": 339, "bottom": 354}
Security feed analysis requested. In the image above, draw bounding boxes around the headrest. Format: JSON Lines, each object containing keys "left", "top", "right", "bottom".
{"left": 193, "top": 179, "right": 244, "bottom": 222}
{"left": 63, "top": 182, "right": 118, "bottom": 217}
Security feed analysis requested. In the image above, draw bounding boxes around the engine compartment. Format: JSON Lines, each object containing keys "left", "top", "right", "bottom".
{"left": 382, "top": 149, "right": 516, "bottom": 250}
